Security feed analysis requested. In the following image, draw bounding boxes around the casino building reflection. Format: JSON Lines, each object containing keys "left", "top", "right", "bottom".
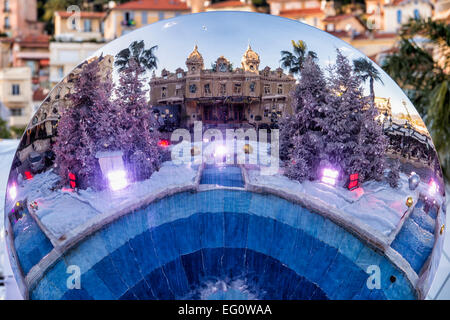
{"left": 149, "top": 45, "right": 296, "bottom": 128}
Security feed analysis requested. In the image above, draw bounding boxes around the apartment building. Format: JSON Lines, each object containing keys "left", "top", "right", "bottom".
{"left": 0, "top": 66, "right": 32, "bottom": 128}
{"left": 103, "top": 0, "right": 190, "bottom": 41}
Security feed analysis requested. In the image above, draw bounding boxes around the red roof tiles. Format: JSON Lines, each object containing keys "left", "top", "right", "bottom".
{"left": 114, "top": 0, "right": 189, "bottom": 11}
{"left": 208, "top": 0, "right": 249, "bottom": 8}
{"left": 279, "top": 7, "right": 324, "bottom": 17}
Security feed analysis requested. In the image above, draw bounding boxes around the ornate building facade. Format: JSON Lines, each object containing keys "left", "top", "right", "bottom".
{"left": 149, "top": 45, "right": 296, "bottom": 128}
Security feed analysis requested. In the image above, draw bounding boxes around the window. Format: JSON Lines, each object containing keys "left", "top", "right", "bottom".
{"left": 264, "top": 84, "right": 270, "bottom": 95}
{"left": 177, "top": 72, "right": 183, "bottom": 79}
{"left": 161, "top": 87, "right": 167, "bottom": 98}
{"left": 84, "top": 19, "right": 92, "bottom": 32}
{"left": 57, "top": 67, "right": 64, "bottom": 79}
{"left": 142, "top": 12, "right": 148, "bottom": 25}
{"left": 189, "top": 84, "right": 197, "bottom": 93}
{"left": 158, "top": 11, "right": 164, "bottom": 21}
{"left": 220, "top": 84, "right": 226, "bottom": 95}
{"left": 4, "top": 0, "right": 10, "bottom": 12}
{"left": 396, "top": 10, "right": 402, "bottom": 24}
{"left": 326, "top": 23, "right": 334, "bottom": 32}
{"left": 4, "top": 16, "right": 10, "bottom": 29}
{"left": 234, "top": 83, "right": 241, "bottom": 94}
{"left": 12, "top": 84, "right": 20, "bottom": 95}
{"left": 10, "top": 108, "right": 22, "bottom": 116}
{"left": 249, "top": 82, "right": 255, "bottom": 93}
{"left": 277, "top": 84, "right": 283, "bottom": 94}
{"left": 204, "top": 83, "right": 211, "bottom": 95}
{"left": 413, "top": 9, "right": 420, "bottom": 20}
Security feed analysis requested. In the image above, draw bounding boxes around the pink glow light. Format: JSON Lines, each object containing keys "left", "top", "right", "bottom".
{"left": 107, "top": 170, "right": 128, "bottom": 191}
{"left": 428, "top": 179, "right": 438, "bottom": 195}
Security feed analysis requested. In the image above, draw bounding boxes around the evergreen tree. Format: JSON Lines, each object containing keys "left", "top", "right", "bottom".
{"left": 54, "top": 58, "right": 107, "bottom": 189}
{"left": 114, "top": 57, "right": 162, "bottom": 182}
{"left": 322, "top": 50, "right": 386, "bottom": 182}
{"left": 283, "top": 57, "right": 329, "bottom": 181}
{"left": 284, "top": 50, "right": 391, "bottom": 185}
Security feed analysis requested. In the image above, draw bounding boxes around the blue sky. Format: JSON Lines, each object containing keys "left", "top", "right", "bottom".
{"left": 95, "top": 11, "right": 420, "bottom": 117}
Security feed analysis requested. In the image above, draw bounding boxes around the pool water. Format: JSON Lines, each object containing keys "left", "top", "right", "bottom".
{"left": 200, "top": 165, "right": 244, "bottom": 188}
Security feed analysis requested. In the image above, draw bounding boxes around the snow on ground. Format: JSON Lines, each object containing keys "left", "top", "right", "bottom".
{"left": 5, "top": 161, "right": 198, "bottom": 240}
{"left": 246, "top": 168, "right": 430, "bottom": 237}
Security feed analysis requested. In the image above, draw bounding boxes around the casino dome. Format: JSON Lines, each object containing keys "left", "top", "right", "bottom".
{"left": 3, "top": 12, "right": 446, "bottom": 300}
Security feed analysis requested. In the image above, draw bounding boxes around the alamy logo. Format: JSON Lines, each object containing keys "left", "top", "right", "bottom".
{"left": 170, "top": 121, "right": 280, "bottom": 175}
{"left": 66, "top": 265, "right": 81, "bottom": 290}
{"left": 366, "top": 265, "right": 381, "bottom": 290}
{"left": 66, "top": 5, "right": 81, "bottom": 32}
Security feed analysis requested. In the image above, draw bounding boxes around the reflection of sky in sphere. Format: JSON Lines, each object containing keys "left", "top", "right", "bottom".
{"left": 95, "top": 11, "right": 419, "bottom": 117}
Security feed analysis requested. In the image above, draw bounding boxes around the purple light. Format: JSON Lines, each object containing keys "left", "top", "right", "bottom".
{"left": 107, "top": 170, "right": 128, "bottom": 191}
{"left": 321, "top": 168, "right": 339, "bottom": 186}
{"left": 428, "top": 179, "right": 438, "bottom": 195}
{"left": 8, "top": 183, "right": 17, "bottom": 200}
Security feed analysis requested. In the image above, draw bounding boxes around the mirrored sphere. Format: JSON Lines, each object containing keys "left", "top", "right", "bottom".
{"left": 4, "top": 12, "right": 446, "bottom": 300}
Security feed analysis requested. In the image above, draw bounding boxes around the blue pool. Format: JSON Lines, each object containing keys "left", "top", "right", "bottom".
{"left": 200, "top": 165, "right": 244, "bottom": 187}
{"left": 29, "top": 189, "right": 416, "bottom": 300}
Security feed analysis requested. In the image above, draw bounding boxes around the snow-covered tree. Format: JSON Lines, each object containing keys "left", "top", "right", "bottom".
{"left": 114, "top": 57, "right": 162, "bottom": 182}
{"left": 284, "top": 57, "right": 329, "bottom": 180}
{"left": 54, "top": 57, "right": 114, "bottom": 189}
{"left": 284, "top": 50, "right": 391, "bottom": 185}
{"left": 323, "top": 50, "right": 388, "bottom": 183}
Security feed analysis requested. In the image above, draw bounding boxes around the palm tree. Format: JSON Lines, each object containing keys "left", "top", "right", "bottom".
{"left": 353, "top": 57, "right": 383, "bottom": 104}
{"left": 115, "top": 40, "right": 158, "bottom": 72}
{"left": 280, "top": 40, "right": 317, "bottom": 76}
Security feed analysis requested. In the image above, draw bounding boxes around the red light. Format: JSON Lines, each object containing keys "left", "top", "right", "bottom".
{"left": 68, "top": 172, "right": 77, "bottom": 188}
{"left": 348, "top": 173, "right": 359, "bottom": 190}
{"left": 24, "top": 171, "right": 33, "bottom": 180}
{"left": 348, "top": 180, "right": 358, "bottom": 189}
{"left": 158, "top": 139, "right": 170, "bottom": 148}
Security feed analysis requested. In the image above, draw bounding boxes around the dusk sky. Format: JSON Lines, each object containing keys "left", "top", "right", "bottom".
{"left": 94, "top": 11, "right": 420, "bottom": 118}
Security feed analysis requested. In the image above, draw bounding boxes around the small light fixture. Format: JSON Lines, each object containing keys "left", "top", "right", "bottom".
{"left": 68, "top": 172, "right": 77, "bottom": 189}
{"left": 428, "top": 179, "right": 438, "bottom": 195}
{"left": 107, "top": 170, "right": 128, "bottom": 191}
{"left": 214, "top": 145, "right": 228, "bottom": 158}
{"left": 24, "top": 171, "right": 33, "bottom": 180}
{"left": 347, "top": 173, "right": 359, "bottom": 190}
{"left": 158, "top": 139, "right": 170, "bottom": 148}
{"left": 8, "top": 183, "right": 17, "bottom": 200}
{"left": 321, "top": 168, "right": 339, "bottom": 186}
{"left": 406, "top": 196, "right": 414, "bottom": 207}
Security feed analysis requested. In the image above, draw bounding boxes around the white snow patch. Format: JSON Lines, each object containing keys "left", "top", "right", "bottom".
{"left": 6, "top": 161, "right": 198, "bottom": 239}
{"left": 246, "top": 168, "right": 428, "bottom": 236}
